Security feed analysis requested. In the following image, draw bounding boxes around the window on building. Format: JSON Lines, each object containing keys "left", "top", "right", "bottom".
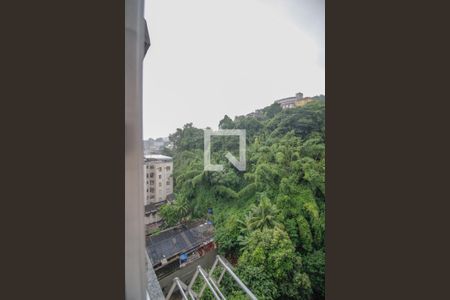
{"left": 150, "top": 172, "right": 154, "bottom": 178}
{"left": 150, "top": 188, "right": 154, "bottom": 193}
{"left": 158, "top": 174, "right": 161, "bottom": 179}
{"left": 150, "top": 180, "right": 154, "bottom": 185}
{"left": 158, "top": 182, "right": 162, "bottom": 187}
{"left": 158, "top": 167, "right": 162, "bottom": 172}
{"left": 166, "top": 166, "right": 171, "bottom": 171}
{"left": 150, "top": 165, "right": 154, "bottom": 169}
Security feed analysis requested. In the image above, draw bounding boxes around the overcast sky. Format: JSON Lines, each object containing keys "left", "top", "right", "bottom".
{"left": 143, "top": 0, "right": 324, "bottom": 139}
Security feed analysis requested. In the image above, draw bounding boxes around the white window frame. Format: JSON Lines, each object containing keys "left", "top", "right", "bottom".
{"left": 125, "top": 0, "right": 148, "bottom": 299}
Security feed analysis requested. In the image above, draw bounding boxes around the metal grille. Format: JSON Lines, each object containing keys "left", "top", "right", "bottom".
{"left": 165, "top": 255, "right": 257, "bottom": 300}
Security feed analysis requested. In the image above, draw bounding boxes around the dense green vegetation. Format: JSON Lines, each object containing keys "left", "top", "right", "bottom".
{"left": 160, "top": 98, "right": 325, "bottom": 300}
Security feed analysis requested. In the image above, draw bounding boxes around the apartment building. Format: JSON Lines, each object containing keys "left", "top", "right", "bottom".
{"left": 143, "top": 154, "right": 174, "bottom": 233}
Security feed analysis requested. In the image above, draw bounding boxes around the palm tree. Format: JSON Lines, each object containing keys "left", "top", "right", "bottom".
{"left": 175, "top": 198, "right": 190, "bottom": 224}
{"left": 237, "top": 214, "right": 252, "bottom": 249}
{"left": 246, "top": 196, "right": 281, "bottom": 231}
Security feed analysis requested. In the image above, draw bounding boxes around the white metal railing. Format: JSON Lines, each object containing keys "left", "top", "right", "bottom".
{"left": 165, "top": 255, "right": 257, "bottom": 300}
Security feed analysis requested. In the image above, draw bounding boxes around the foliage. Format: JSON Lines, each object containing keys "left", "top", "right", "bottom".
{"left": 164, "top": 96, "right": 325, "bottom": 299}
{"left": 215, "top": 213, "right": 243, "bottom": 257}
{"left": 303, "top": 250, "right": 326, "bottom": 299}
{"left": 159, "top": 197, "right": 191, "bottom": 227}
{"left": 236, "top": 227, "right": 312, "bottom": 300}
{"left": 245, "top": 196, "right": 281, "bottom": 231}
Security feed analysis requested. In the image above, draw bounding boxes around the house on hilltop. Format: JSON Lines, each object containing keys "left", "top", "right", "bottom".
{"left": 275, "top": 92, "right": 316, "bottom": 109}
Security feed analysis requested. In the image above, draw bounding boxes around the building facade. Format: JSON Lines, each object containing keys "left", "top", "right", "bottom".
{"left": 275, "top": 92, "right": 315, "bottom": 109}
{"left": 143, "top": 154, "right": 174, "bottom": 233}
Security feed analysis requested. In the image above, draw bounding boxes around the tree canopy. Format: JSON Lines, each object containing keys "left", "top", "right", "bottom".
{"left": 159, "top": 97, "right": 325, "bottom": 299}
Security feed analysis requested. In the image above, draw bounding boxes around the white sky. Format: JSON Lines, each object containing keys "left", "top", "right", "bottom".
{"left": 143, "top": 0, "right": 324, "bottom": 139}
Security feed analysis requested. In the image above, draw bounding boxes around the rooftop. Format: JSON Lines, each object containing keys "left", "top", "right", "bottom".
{"left": 144, "top": 154, "right": 172, "bottom": 161}
{"left": 146, "top": 222, "right": 214, "bottom": 266}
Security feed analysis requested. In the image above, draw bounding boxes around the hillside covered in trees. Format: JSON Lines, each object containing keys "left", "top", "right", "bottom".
{"left": 159, "top": 97, "right": 325, "bottom": 300}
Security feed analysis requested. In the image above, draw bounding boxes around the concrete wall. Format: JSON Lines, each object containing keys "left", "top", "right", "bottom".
{"left": 295, "top": 98, "right": 315, "bottom": 107}
{"left": 145, "top": 212, "right": 162, "bottom": 225}
{"left": 157, "top": 249, "right": 218, "bottom": 295}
